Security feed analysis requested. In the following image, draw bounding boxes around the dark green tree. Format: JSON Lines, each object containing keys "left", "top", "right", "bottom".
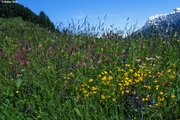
{"left": 0, "top": 3, "right": 56, "bottom": 31}
{"left": 38, "top": 11, "right": 55, "bottom": 30}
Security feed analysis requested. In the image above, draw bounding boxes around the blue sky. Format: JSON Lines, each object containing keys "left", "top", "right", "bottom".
{"left": 18, "top": 0, "right": 180, "bottom": 30}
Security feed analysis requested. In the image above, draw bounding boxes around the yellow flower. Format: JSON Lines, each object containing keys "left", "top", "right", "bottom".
{"left": 148, "top": 86, "right": 151, "bottom": 89}
{"left": 112, "top": 98, "right": 116, "bottom": 102}
{"left": 134, "top": 73, "right": 139, "bottom": 77}
{"left": 138, "top": 77, "right": 143, "bottom": 81}
{"left": 129, "top": 69, "right": 133, "bottom": 73}
{"left": 147, "top": 94, "right": 150, "bottom": 98}
{"left": 88, "top": 79, "right": 93, "bottom": 83}
{"left": 118, "top": 83, "right": 122, "bottom": 86}
{"left": 124, "top": 81, "right": 129, "bottom": 86}
{"left": 101, "top": 95, "right": 106, "bottom": 100}
{"left": 157, "top": 71, "right": 164, "bottom": 77}
{"left": 155, "top": 103, "right": 161, "bottom": 106}
{"left": 142, "top": 98, "right": 145, "bottom": 102}
{"left": 128, "top": 79, "right": 132, "bottom": 83}
{"left": 124, "top": 72, "right": 128, "bottom": 77}
{"left": 117, "top": 68, "right": 124, "bottom": 72}
{"left": 91, "top": 86, "right": 97, "bottom": 91}
{"left": 83, "top": 90, "right": 88, "bottom": 94}
{"left": 104, "top": 71, "right": 108, "bottom": 74}
{"left": 125, "top": 90, "right": 130, "bottom": 93}
{"left": 101, "top": 76, "right": 107, "bottom": 81}
{"left": 108, "top": 76, "right": 113, "bottom": 81}
{"left": 125, "top": 64, "right": 131, "bottom": 67}
{"left": 155, "top": 85, "right": 159, "bottom": 90}
{"left": 154, "top": 80, "right": 158, "bottom": 83}
{"left": 158, "top": 97, "right": 164, "bottom": 101}
{"left": 120, "top": 86, "right": 123, "bottom": 91}
{"left": 16, "top": 90, "right": 19, "bottom": 94}
{"left": 144, "top": 85, "right": 148, "bottom": 88}
{"left": 84, "top": 93, "right": 89, "bottom": 97}
{"left": 171, "top": 95, "right": 176, "bottom": 98}
{"left": 159, "top": 91, "right": 164, "bottom": 95}
{"left": 81, "top": 88, "right": 85, "bottom": 91}
{"left": 144, "top": 85, "right": 151, "bottom": 89}
{"left": 98, "top": 74, "right": 102, "bottom": 78}
{"left": 135, "top": 79, "right": 140, "bottom": 83}
{"left": 124, "top": 77, "right": 129, "bottom": 81}
{"left": 92, "top": 91, "right": 97, "bottom": 94}
{"left": 172, "top": 64, "right": 176, "bottom": 67}
{"left": 169, "top": 72, "right": 176, "bottom": 79}
{"left": 167, "top": 69, "right": 172, "bottom": 73}
{"left": 149, "top": 105, "right": 153, "bottom": 108}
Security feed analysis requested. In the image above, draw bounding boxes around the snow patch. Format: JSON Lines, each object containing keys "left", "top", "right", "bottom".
{"left": 137, "top": 8, "right": 180, "bottom": 36}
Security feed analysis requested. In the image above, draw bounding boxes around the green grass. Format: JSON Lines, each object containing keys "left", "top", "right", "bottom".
{"left": 0, "top": 17, "right": 180, "bottom": 120}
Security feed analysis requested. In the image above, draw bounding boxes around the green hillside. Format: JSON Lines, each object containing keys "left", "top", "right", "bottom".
{"left": 0, "top": 2, "right": 56, "bottom": 31}
{"left": 0, "top": 17, "right": 180, "bottom": 120}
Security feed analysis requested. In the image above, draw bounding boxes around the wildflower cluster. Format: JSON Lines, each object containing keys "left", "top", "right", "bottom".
{"left": 77, "top": 63, "right": 177, "bottom": 109}
{"left": 11, "top": 41, "right": 31, "bottom": 77}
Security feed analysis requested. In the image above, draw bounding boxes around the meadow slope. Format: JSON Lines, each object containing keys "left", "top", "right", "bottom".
{"left": 0, "top": 17, "right": 180, "bottom": 120}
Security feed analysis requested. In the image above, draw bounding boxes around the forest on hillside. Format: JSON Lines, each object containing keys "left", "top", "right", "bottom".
{"left": 0, "top": 1, "right": 56, "bottom": 31}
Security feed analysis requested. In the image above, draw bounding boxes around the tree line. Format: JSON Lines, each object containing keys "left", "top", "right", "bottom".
{"left": 0, "top": 1, "right": 56, "bottom": 31}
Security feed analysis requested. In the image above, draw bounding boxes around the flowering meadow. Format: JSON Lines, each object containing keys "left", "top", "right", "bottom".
{"left": 0, "top": 18, "right": 180, "bottom": 119}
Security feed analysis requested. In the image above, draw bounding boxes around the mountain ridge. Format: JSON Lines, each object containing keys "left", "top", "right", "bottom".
{"left": 136, "top": 8, "right": 180, "bottom": 37}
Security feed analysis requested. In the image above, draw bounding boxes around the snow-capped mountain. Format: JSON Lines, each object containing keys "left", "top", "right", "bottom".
{"left": 137, "top": 8, "right": 180, "bottom": 37}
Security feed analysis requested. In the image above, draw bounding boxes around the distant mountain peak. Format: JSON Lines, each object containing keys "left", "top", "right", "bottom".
{"left": 148, "top": 8, "right": 180, "bottom": 23}
{"left": 173, "top": 8, "right": 180, "bottom": 12}
{"left": 137, "top": 8, "right": 180, "bottom": 37}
